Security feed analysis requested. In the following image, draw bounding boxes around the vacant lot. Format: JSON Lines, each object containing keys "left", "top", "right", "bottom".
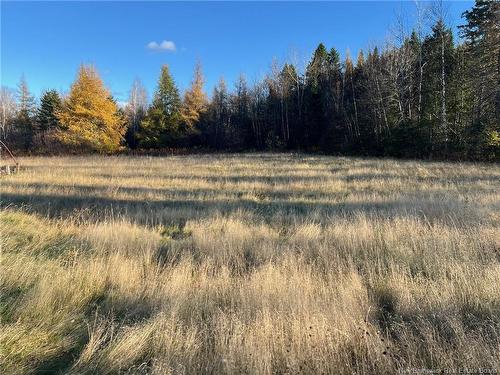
{"left": 1, "top": 154, "right": 499, "bottom": 374}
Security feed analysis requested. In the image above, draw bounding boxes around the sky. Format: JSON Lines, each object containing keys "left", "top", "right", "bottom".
{"left": 1, "top": 1, "right": 473, "bottom": 104}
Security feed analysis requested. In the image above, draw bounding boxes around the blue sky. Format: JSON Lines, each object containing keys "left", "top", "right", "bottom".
{"left": 1, "top": 1, "right": 473, "bottom": 104}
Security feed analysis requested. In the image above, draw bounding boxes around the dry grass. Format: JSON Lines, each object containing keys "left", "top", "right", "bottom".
{"left": 1, "top": 153, "right": 499, "bottom": 374}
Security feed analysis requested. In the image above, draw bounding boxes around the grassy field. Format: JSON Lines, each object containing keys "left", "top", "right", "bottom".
{"left": 1, "top": 154, "right": 499, "bottom": 374}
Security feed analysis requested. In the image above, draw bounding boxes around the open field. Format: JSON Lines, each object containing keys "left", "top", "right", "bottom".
{"left": 1, "top": 154, "right": 499, "bottom": 374}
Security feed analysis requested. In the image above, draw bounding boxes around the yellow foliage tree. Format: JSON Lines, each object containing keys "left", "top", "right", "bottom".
{"left": 181, "top": 62, "right": 207, "bottom": 130}
{"left": 57, "top": 65, "right": 125, "bottom": 152}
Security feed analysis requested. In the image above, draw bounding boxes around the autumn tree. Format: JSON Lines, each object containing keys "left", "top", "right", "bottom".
{"left": 57, "top": 65, "right": 125, "bottom": 152}
{"left": 181, "top": 62, "right": 207, "bottom": 131}
{"left": 138, "top": 65, "right": 181, "bottom": 147}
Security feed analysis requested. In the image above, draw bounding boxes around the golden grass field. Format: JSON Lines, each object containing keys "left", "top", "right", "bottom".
{"left": 1, "top": 154, "right": 499, "bottom": 374}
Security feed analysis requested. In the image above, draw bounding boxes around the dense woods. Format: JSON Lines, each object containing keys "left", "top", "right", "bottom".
{"left": 1, "top": 0, "right": 498, "bottom": 160}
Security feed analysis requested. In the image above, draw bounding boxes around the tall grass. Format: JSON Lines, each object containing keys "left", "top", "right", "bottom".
{"left": 1, "top": 154, "right": 499, "bottom": 374}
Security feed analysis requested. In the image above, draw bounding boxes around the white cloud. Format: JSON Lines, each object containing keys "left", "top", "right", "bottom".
{"left": 147, "top": 40, "right": 176, "bottom": 52}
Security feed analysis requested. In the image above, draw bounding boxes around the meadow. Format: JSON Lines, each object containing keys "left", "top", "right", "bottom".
{"left": 0, "top": 154, "right": 499, "bottom": 374}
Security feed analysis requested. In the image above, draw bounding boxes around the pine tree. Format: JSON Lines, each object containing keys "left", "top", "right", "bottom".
{"left": 181, "top": 62, "right": 207, "bottom": 131}
{"left": 57, "top": 65, "right": 125, "bottom": 152}
{"left": 139, "top": 65, "right": 181, "bottom": 147}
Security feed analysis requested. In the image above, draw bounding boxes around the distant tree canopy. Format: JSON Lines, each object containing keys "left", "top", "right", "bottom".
{"left": 1, "top": 0, "right": 498, "bottom": 160}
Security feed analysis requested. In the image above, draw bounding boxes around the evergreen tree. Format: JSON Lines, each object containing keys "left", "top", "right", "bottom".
{"left": 343, "top": 53, "right": 360, "bottom": 147}
{"left": 231, "top": 74, "right": 252, "bottom": 148}
{"left": 324, "top": 47, "right": 344, "bottom": 151}
{"left": 37, "top": 90, "right": 62, "bottom": 146}
{"left": 12, "top": 76, "right": 36, "bottom": 150}
{"left": 211, "top": 78, "right": 230, "bottom": 149}
{"left": 305, "top": 43, "right": 330, "bottom": 149}
{"left": 57, "top": 65, "right": 125, "bottom": 152}
{"left": 460, "top": 0, "right": 500, "bottom": 159}
{"left": 359, "top": 47, "right": 387, "bottom": 153}
{"left": 139, "top": 65, "right": 181, "bottom": 147}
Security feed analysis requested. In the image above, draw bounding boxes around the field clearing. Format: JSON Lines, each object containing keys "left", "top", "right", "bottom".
{"left": 1, "top": 153, "right": 499, "bottom": 374}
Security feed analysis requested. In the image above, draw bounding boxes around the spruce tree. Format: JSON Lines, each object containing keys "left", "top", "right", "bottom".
{"left": 305, "top": 43, "right": 330, "bottom": 149}
{"left": 460, "top": 0, "right": 500, "bottom": 159}
{"left": 139, "top": 65, "right": 181, "bottom": 147}
{"left": 37, "top": 90, "right": 62, "bottom": 131}
{"left": 325, "top": 47, "right": 344, "bottom": 151}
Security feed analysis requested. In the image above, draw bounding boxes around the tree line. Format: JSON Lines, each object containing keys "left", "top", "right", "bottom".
{"left": 1, "top": 0, "right": 498, "bottom": 160}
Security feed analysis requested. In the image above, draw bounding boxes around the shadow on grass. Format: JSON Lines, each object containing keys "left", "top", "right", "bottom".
{"left": 1, "top": 190, "right": 477, "bottom": 227}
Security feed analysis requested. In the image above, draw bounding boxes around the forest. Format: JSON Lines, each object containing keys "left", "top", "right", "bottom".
{"left": 1, "top": 0, "right": 498, "bottom": 160}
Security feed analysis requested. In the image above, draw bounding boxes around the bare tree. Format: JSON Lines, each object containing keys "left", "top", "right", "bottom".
{"left": 269, "top": 59, "right": 293, "bottom": 144}
{"left": 248, "top": 79, "right": 266, "bottom": 148}
{"left": 414, "top": 0, "right": 430, "bottom": 119}
{"left": 0, "top": 87, "right": 17, "bottom": 142}
{"left": 125, "top": 78, "right": 148, "bottom": 147}
{"left": 430, "top": 0, "right": 450, "bottom": 148}
{"left": 387, "top": 6, "right": 420, "bottom": 123}
{"left": 286, "top": 49, "right": 306, "bottom": 124}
